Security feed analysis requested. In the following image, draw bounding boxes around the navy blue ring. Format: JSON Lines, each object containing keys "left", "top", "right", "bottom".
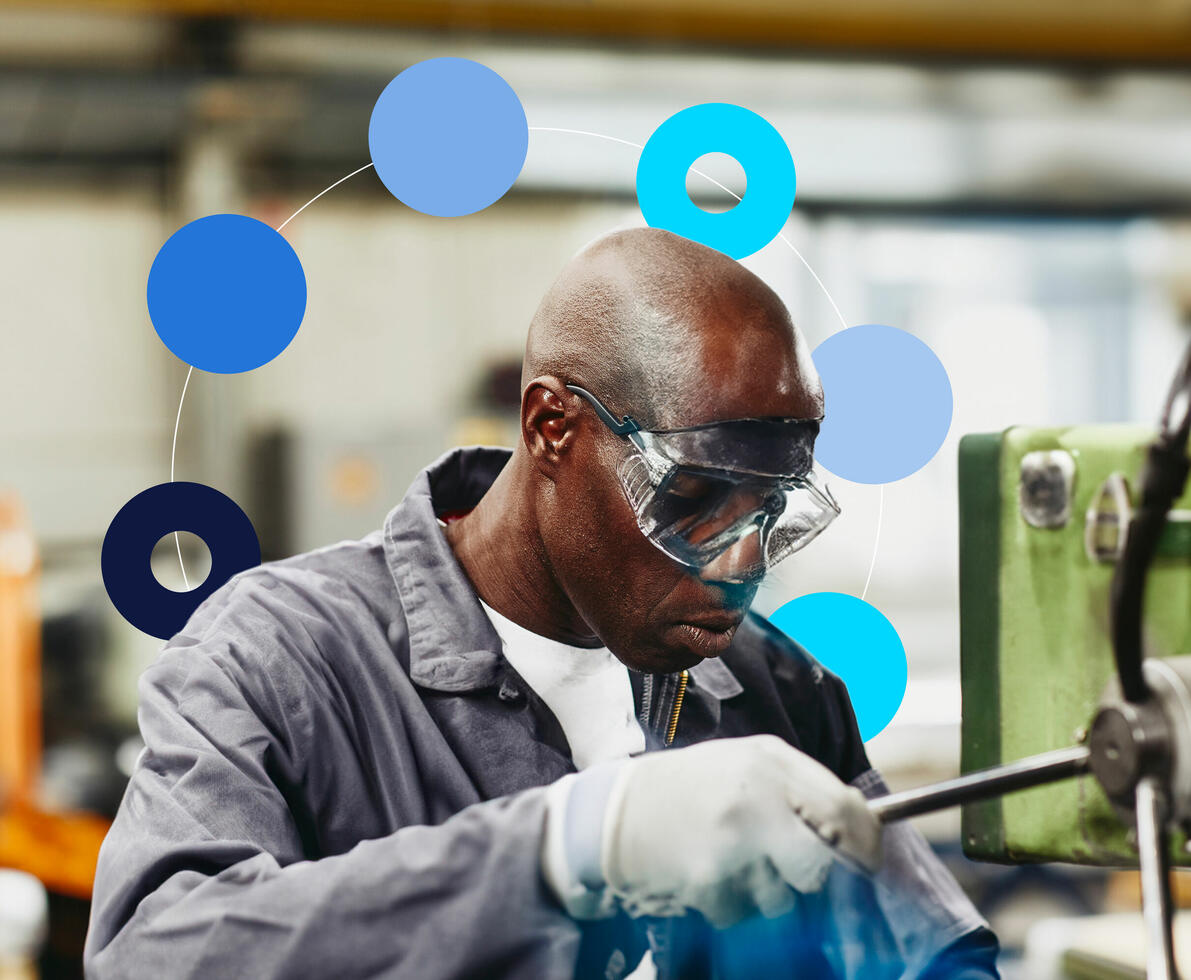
{"left": 101, "top": 481, "right": 260, "bottom": 640}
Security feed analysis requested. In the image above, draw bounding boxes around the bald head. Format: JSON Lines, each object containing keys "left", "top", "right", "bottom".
{"left": 522, "top": 227, "right": 822, "bottom": 428}
{"left": 450, "top": 227, "right": 825, "bottom": 667}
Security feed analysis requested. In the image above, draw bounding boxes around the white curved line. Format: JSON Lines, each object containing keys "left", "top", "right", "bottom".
{"left": 166, "top": 163, "right": 376, "bottom": 589}
{"left": 860, "top": 486, "right": 884, "bottom": 602}
{"left": 277, "top": 162, "right": 376, "bottom": 231}
{"left": 528, "top": 126, "right": 644, "bottom": 151}
{"left": 171, "top": 364, "right": 194, "bottom": 590}
{"left": 170, "top": 365, "right": 192, "bottom": 484}
{"left": 776, "top": 231, "right": 849, "bottom": 332}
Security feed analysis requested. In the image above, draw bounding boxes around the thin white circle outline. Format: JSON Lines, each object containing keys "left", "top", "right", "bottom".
{"left": 169, "top": 127, "right": 884, "bottom": 600}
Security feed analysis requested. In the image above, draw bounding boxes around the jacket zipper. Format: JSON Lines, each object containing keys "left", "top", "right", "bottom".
{"left": 639, "top": 670, "right": 689, "bottom": 748}
{"left": 638, "top": 669, "right": 690, "bottom": 980}
{"left": 665, "top": 671, "right": 688, "bottom": 746}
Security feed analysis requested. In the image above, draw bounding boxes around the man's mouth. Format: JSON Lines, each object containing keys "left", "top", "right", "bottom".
{"left": 670, "top": 616, "right": 743, "bottom": 657}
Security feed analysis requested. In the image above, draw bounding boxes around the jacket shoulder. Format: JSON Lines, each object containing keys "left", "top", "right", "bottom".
{"left": 724, "top": 611, "right": 870, "bottom": 781}
{"left": 150, "top": 530, "right": 410, "bottom": 717}
{"left": 730, "top": 611, "right": 838, "bottom": 692}
{"left": 177, "top": 530, "right": 395, "bottom": 644}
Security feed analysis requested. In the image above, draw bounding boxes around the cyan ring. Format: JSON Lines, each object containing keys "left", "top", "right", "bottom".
{"left": 635, "top": 103, "right": 796, "bottom": 260}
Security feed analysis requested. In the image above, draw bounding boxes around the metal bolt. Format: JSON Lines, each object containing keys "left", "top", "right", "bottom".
{"left": 1073, "top": 726, "right": 1089, "bottom": 743}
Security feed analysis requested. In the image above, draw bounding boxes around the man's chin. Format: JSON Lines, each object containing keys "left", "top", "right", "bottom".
{"left": 655, "top": 649, "right": 704, "bottom": 673}
{"left": 613, "top": 630, "right": 730, "bottom": 674}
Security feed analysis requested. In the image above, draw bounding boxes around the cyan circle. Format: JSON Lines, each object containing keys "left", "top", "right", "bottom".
{"left": 368, "top": 57, "right": 528, "bottom": 217}
{"left": 147, "top": 214, "right": 307, "bottom": 374}
{"left": 812, "top": 324, "right": 953, "bottom": 485}
{"left": 636, "top": 103, "right": 795, "bottom": 260}
{"left": 101, "top": 482, "right": 261, "bottom": 640}
{"left": 769, "top": 592, "right": 907, "bottom": 741}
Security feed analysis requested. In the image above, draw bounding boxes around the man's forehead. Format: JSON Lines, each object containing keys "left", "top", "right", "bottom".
{"left": 655, "top": 388, "right": 820, "bottom": 430}
{"left": 650, "top": 330, "right": 822, "bottom": 427}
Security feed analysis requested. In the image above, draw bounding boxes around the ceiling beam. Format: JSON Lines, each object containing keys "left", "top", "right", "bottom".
{"left": 19, "top": 0, "right": 1191, "bottom": 65}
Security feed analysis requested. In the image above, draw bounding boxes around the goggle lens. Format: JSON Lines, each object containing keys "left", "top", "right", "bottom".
{"left": 617, "top": 452, "right": 839, "bottom": 582}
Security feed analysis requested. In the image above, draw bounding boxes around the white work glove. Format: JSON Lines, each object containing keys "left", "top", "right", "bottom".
{"left": 542, "top": 734, "right": 882, "bottom": 928}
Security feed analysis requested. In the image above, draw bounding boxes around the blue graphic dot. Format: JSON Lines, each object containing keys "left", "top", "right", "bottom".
{"left": 812, "top": 324, "right": 953, "bottom": 485}
{"left": 636, "top": 103, "right": 795, "bottom": 260}
{"left": 102, "top": 482, "right": 261, "bottom": 640}
{"left": 147, "top": 214, "right": 307, "bottom": 374}
{"left": 368, "top": 57, "right": 528, "bottom": 217}
{"left": 769, "top": 592, "right": 907, "bottom": 741}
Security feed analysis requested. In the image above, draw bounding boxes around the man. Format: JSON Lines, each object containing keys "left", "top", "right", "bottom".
{"left": 85, "top": 228, "right": 998, "bottom": 978}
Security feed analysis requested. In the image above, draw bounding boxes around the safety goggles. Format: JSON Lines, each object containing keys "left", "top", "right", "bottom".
{"left": 566, "top": 385, "right": 840, "bottom": 583}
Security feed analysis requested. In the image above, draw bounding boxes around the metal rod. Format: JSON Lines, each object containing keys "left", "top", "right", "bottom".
{"left": 868, "top": 745, "right": 1091, "bottom": 824}
{"left": 1136, "top": 775, "right": 1180, "bottom": 980}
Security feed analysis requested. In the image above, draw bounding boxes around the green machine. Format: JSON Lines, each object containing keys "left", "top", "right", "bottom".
{"left": 959, "top": 424, "right": 1191, "bottom": 865}
{"left": 864, "top": 341, "right": 1191, "bottom": 977}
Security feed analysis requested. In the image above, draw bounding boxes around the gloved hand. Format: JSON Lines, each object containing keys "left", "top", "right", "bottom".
{"left": 542, "top": 734, "right": 882, "bottom": 928}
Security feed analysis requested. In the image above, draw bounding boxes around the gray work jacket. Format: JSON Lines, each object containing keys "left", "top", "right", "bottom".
{"left": 84, "top": 446, "right": 998, "bottom": 980}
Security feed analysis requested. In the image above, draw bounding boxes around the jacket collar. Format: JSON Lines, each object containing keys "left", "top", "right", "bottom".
{"left": 382, "top": 445, "right": 742, "bottom": 703}
{"left": 383, "top": 446, "right": 509, "bottom": 693}
{"left": 689, "top": 656, "right": 744, "bottom": 700}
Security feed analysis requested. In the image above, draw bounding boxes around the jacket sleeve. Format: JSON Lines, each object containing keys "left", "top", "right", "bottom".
{"left": 811, "top": 670, "right": 999, "bottom": 978}
{"left": 846, "top": 768, "right": 1000, "bottom": 980}
{"left": 83, "top": 636, "right": 580, "bottom": 979}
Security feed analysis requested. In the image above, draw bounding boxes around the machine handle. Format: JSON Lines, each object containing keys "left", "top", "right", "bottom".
{"left": 867, "top": 745, "right": 1091, "bottom": 824}
{"left": 1136, "top": 775, "right": 1180, "bottom": 980}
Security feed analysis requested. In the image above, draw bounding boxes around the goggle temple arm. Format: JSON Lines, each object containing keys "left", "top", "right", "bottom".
{"left": 564, "top": 384, "right": 639, "bottom": 433}
{"left": 566, "top": 384, "right": 650, "bottom": 452}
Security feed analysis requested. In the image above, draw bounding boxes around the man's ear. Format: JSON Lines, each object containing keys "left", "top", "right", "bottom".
{"left": 521, "top": 376, "right": 579, "bottom": 480}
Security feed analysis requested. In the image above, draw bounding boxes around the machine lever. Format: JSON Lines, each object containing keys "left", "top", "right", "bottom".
{"left": 867, "top": 744, "right": 1091, "bottom": 824}
{"left": 1136, "top": 775, "right": 1180, "bottom": 980}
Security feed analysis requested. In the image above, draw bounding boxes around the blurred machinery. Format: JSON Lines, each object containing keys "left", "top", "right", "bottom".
{"left": 0, "top": 496, "right": 40, "bottom": 809}
{"left": 0, "top": 869, "right": 47, "bottom": 980}
{"left": 0, "top": 498, "right": 110, "bottom": 979}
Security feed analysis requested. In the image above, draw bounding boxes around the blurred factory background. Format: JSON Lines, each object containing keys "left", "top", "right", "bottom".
{"left": 2, "top": 1, "right": 1191, "bottom": 977}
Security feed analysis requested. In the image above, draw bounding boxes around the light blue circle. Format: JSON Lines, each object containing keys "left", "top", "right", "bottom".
{"left": 769, "top": 592, "right": 907, "bottom": 741}
{"left": 147, "top": 214, "right": 306, "bottom": 374}
{"left": 636, "top": 103, "right": 795, "bottom": 260}
{"left": 368, "top": 57, "right": 528, "bottom": 217}
{"left": 812, "top": 324, "right": 953, "bottom": 485}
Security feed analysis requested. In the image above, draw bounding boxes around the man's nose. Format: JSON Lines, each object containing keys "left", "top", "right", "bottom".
{"left": 697, "top": 529, "right": 765, "bottom": 586}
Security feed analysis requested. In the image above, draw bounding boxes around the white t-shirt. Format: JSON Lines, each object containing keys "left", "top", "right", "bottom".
{"left": 477, "top": 598, "right": 646, "bottom": 769}
{"left": 477, "top": 598, "right": 657, "bottom": 980}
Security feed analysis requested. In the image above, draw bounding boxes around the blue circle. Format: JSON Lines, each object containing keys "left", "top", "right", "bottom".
{"left": 147, "top": 214, "right": 307, "bottom": 374}
{"left": 636, "top": 103, "right": 795, "bottom": 260}
{"left": 101, "top": 482, "right": 261, "bottom": 640}
{"left": 812, "top": 324, "right": 953, "bottom": 485}
{"left": 769, "top": 592, "right": 907, "bottom": 741}
{"left": 368, "top": 57, "right": 528, "bottom": 217}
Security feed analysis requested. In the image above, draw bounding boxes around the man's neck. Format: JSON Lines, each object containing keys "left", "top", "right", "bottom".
{"left": 443, "top": 451, "right": 603, "bottom": 648}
